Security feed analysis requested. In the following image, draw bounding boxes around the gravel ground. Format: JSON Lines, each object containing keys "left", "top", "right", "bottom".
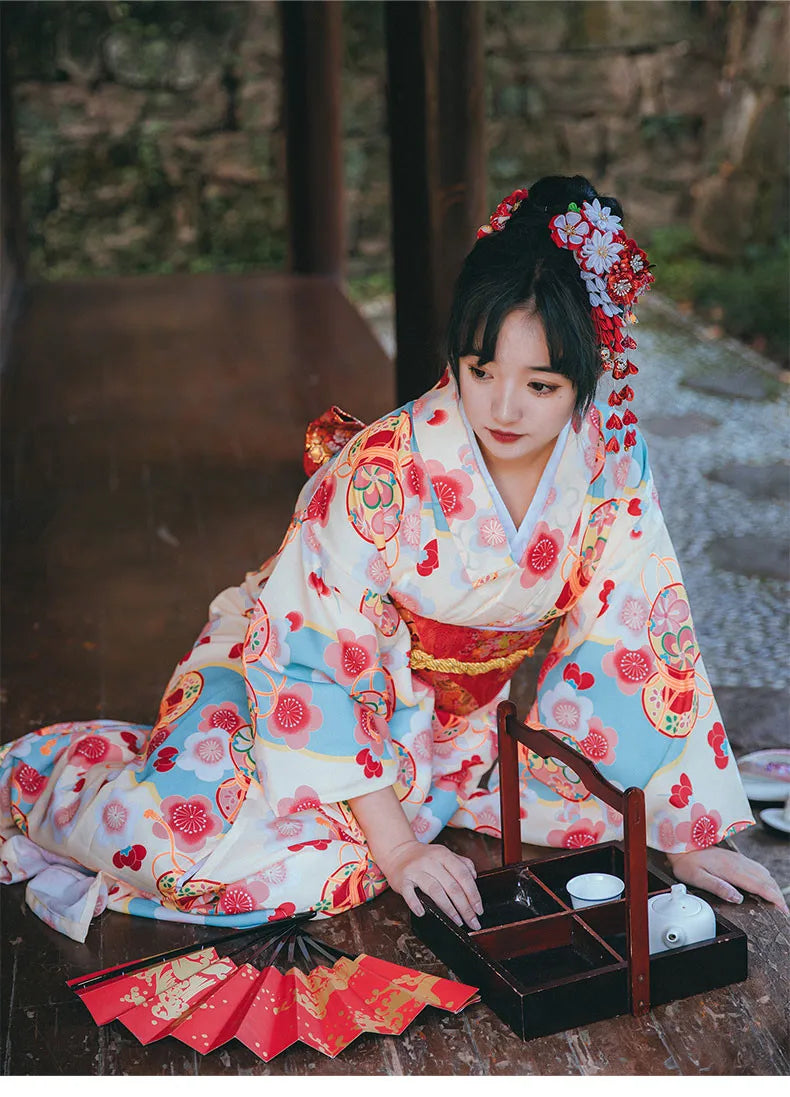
{"left": 358, "top": 294, "right": 790, "bottom": 690}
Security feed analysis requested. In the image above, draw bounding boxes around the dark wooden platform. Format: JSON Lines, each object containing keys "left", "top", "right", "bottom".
{"left": 2, "top": 274, "right": 788, "bottom": 1075}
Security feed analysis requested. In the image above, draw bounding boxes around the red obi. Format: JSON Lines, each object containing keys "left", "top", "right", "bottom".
{"left": 395, "top": 604, "right": 548, "bottom": 717}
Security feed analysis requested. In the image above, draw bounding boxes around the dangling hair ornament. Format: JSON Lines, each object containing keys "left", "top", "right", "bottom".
{"left": 477, "top": 190, "right": 654, "bottom": 452}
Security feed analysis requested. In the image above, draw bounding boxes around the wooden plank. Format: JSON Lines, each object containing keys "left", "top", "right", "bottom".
{"left": 384, "top": 0, "right": 441, "bottom": 404}
{"left": 279, "top": 1, "right": 345, "bottom": 277}
{"left": 435, "top": 0, "right": 487, "bottom": 330}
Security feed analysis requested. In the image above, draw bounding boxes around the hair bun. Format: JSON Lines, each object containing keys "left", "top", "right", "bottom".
{"left": 524, "top": 175, "right": 623, "bottom": 221}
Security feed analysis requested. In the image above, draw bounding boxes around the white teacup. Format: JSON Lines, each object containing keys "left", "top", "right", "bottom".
{"left": 566, "top": 872, "right": 625, "bottom": 909}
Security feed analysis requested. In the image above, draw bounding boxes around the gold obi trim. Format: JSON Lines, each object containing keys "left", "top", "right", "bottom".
{"left": 409, "top": 645, "right": 537, "bottom": 676}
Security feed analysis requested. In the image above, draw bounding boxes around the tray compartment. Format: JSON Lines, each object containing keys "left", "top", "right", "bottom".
{"left": 528, "top": 841, "right": 669, "bottom": 903}
{"left": 476, "top": 864, "right": 566, "bottom": 929}
{"left": 580, "top": 900, "right": 748, "bottom": 1006}
{"left": 413, "top": 902, "right": 629, "bottom": 1040}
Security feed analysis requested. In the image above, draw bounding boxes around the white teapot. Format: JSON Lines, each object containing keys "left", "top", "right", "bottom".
{"left": 647, "top": 883, "right": 717, "bottom": 955}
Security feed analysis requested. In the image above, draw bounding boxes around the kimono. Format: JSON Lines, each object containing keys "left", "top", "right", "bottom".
{"left": 0, "top": 369, "right": 754, "bottom": 942}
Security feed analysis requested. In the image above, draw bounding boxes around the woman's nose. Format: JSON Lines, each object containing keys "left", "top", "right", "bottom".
{"left": 492, "top": 384, "right": 522, "bottom": 425}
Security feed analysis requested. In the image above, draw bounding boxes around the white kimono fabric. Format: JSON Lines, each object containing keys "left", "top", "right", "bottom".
{"left": 0, "top": 369, "right": 753, "bottom": 939}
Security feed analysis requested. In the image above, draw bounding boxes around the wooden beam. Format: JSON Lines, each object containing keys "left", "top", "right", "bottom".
{"left": 436, "top": 1, "right": 487, "bottom": 333}
{"left": 385, "top": 1, "right": 486, "bottom": 404}
{"left": 279, "top": 1, "right": 344, "bottom": 278}
{"left": 385, "top": 0, "right": 440, "bottom": 405}
{"left": 1, "top": 4, "right": 27, "bottom": 370}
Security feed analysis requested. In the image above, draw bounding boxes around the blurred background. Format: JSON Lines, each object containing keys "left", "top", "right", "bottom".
{"left": 2, "top": 0, "right": 788, "bottom": 365}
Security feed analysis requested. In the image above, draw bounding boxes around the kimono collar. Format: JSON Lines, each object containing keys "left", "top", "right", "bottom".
{"left": 410, "top": 369, "right": 594, "bottom": 583}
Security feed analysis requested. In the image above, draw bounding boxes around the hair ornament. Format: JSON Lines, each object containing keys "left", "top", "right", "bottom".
{"left": 477, "top": 191, "right": 654, "bottom": 452}
{"left": 476, "top": 188, "right": 530, "bottom": 238}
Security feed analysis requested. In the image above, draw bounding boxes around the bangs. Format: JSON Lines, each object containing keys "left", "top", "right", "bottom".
{"left": 445, "top": 262, "right": 600, "bottom": 413}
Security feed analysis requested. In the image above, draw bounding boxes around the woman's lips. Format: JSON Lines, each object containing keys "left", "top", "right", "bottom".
{"left": 488, "top": 428, "right": 523, "bottom": 443}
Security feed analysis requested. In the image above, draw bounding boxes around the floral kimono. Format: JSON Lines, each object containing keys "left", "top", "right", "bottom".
{"left": 0, "top": 370, "right": 753, "bottom": 941}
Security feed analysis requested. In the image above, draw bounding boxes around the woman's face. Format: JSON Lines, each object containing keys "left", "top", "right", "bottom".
{"left": 457, "top": 308, "right": 577, "bottom": 473}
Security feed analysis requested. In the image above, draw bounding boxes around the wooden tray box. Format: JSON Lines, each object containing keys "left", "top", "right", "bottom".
{"left": 412, "top": 703, "right": 748, "bottom": 1040}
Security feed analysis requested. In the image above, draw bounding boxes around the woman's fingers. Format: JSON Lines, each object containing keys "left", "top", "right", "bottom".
{"left": 692, "top": 867, "right": 743, "bottom": 905}
{"left": 433, "top": 863, "right": 482, "bottom": 929}
{"left": 400, "top": 881, "right": 425, "bottom": 919}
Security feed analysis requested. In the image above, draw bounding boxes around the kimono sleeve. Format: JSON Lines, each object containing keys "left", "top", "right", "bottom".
{"left": 530, "top": 435, "right": 755, "bottom": 854}
{"left": 241, "top": 463, "right": 416, "bottom": 813}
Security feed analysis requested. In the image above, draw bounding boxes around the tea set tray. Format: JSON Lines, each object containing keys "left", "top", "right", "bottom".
{"left": 411, "top": 702, "right": 748, "bottom": 1041}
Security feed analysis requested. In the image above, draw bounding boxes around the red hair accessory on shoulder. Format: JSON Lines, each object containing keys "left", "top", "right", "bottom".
{"left": 477, "top": 189, "right": 654, "bottom": 452}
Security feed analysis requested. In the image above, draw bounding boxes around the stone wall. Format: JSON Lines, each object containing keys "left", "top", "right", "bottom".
{"left": 5, "top": 0, "right": 787, "bottom": 285}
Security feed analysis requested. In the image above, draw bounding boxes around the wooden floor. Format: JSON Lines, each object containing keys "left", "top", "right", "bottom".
{"left": 1, "top": 273, "right": 788, "bottom": 1075}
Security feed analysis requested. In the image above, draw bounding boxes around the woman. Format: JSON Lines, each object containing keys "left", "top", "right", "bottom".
{"left": 1, "top": 175, "right": 784, "bottom": 943}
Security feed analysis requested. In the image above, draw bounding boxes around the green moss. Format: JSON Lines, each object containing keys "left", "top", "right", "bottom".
{"left": 648, "top": 226, "right": 790, "bottom": 365}
{"left": 346, "top": 270, "right": 394, "bottom": 304}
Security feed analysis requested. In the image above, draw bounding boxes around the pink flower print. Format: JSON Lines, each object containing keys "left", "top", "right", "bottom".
{"left": 272, "top": 816, "right": 304, "bottom": 840}
{"left": 411, "top": 813, "right": 432, "bottom": 837}
{"left": 366, "top": 554, "right": 390, "bottom": 589}
{"left": 277, "top": 784, "right": 322, "bottom": 816}
{"left": 198, "top": 702, "right": 245, "bottom": 735}
{"left": 303, "top": 521, "right": 323, "bottom": 556}
{"left": 547, "top": 818, "right": 606, "bottom": 849}
{"left": 649, "top": 586, "right": 691, "bottom": 637}
{"left": 618, "top": 592, "right": 649, "bottom": 634}
{"left": 403, "top": 457, "right": 428, "bottom": 500}
{"left": 614, "top": 455, "right": 632, "bottom": 489}
{"left": 324, "top": 628, "right": 378, "bottom": 687}
{"left": 68, "top": 735, "right": 111, "bottom": 767}
{"left": 656, "top": 816, "right": 677, "bottom": 851}
{"left": 53, "top": 800, "right": 80, "bottom": 830}
{"left": 470, "top": 806, "right": 501, "bottom": 837}
{"left": 353, "top": 703, "right": 389, "bottom": 757}
{"left": 98, "top": 797, "right": 134, "bottom": 847}
{"left": 674, "top": 803, "right": 722, "bottom": 851}
{"left": 401, "top": 513, "right": 421, "bottom": 548}
{"left": 579, "top": 717, "right": 617, "bottom": 766}
{"left": 155, "top": 794, "right": 223, "bottom": 852}
{"left": 14, "top": 763, "right": 46, "bottom": 799}
{"left": 268, "top": 683, "right": 323, "bottom": 749}
{"left": 218, "top": 878, "right": 270, "bottom": 915}
{"left": 412, "top": 729, "right": 434, "bottom": 762}
{"left": 425, "top": 460, "right": 476, "bottom": 520}
{"left": 601, "top": 641, "right": 653, "bottom": 695}
{"left": 478, "top": 516, "right": 507, "bottom": 548}
{"left": 306, "top": 474, "right": 336, "bottom": 527}
{"left": 261, "top": 861, "right": 288, "bottom": 887}
{"left": 178, "top": 729, "right": 232, "bottom": 782}
{"left": 541, "top": 682, "right": 593, "bottom": 734}
{"left": 520, "top": 521, "right": 563, "bottom": 589}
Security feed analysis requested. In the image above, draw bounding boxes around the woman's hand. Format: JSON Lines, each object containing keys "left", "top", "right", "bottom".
{"left": 666, "top": 846, "right": 788, "bottom": 915}
{"left": 378, "top": 838, "right": 483, "bottom": 930}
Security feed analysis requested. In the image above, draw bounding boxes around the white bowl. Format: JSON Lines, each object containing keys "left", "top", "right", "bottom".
{"left": 566, "top": 872, "right": 625, "bottom": 909}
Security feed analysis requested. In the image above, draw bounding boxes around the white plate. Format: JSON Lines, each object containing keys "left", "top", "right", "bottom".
{"left": 759, "top": 808, "right": 790, "bottom": 836}
{"left": 736, "top": 749, "right": 790, "bottom": 803}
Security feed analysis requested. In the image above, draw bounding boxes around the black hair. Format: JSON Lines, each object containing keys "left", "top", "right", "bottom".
{"left": 444, "top": 174, "right": 625, "bottom": 415}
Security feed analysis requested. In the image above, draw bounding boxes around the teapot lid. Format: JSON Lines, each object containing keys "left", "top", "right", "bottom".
{"left": 651, "top": 883, "right": 706, "bottom": 917}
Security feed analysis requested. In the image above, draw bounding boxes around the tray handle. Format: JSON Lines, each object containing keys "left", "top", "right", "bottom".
{"left": 496, "top": 699, "right": 650, "bottom": 1016}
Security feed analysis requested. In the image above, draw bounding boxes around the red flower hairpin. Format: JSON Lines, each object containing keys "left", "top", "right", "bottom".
{"left": 476, "top": 191, "right": 654, "bottom": 452}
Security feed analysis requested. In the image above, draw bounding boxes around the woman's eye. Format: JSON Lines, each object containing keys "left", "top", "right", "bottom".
{"left": 468, "top": 365, "right": 488, "bottom": 380}
{"left": 530, "top": 381, "right": 558, "bottom": 395}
